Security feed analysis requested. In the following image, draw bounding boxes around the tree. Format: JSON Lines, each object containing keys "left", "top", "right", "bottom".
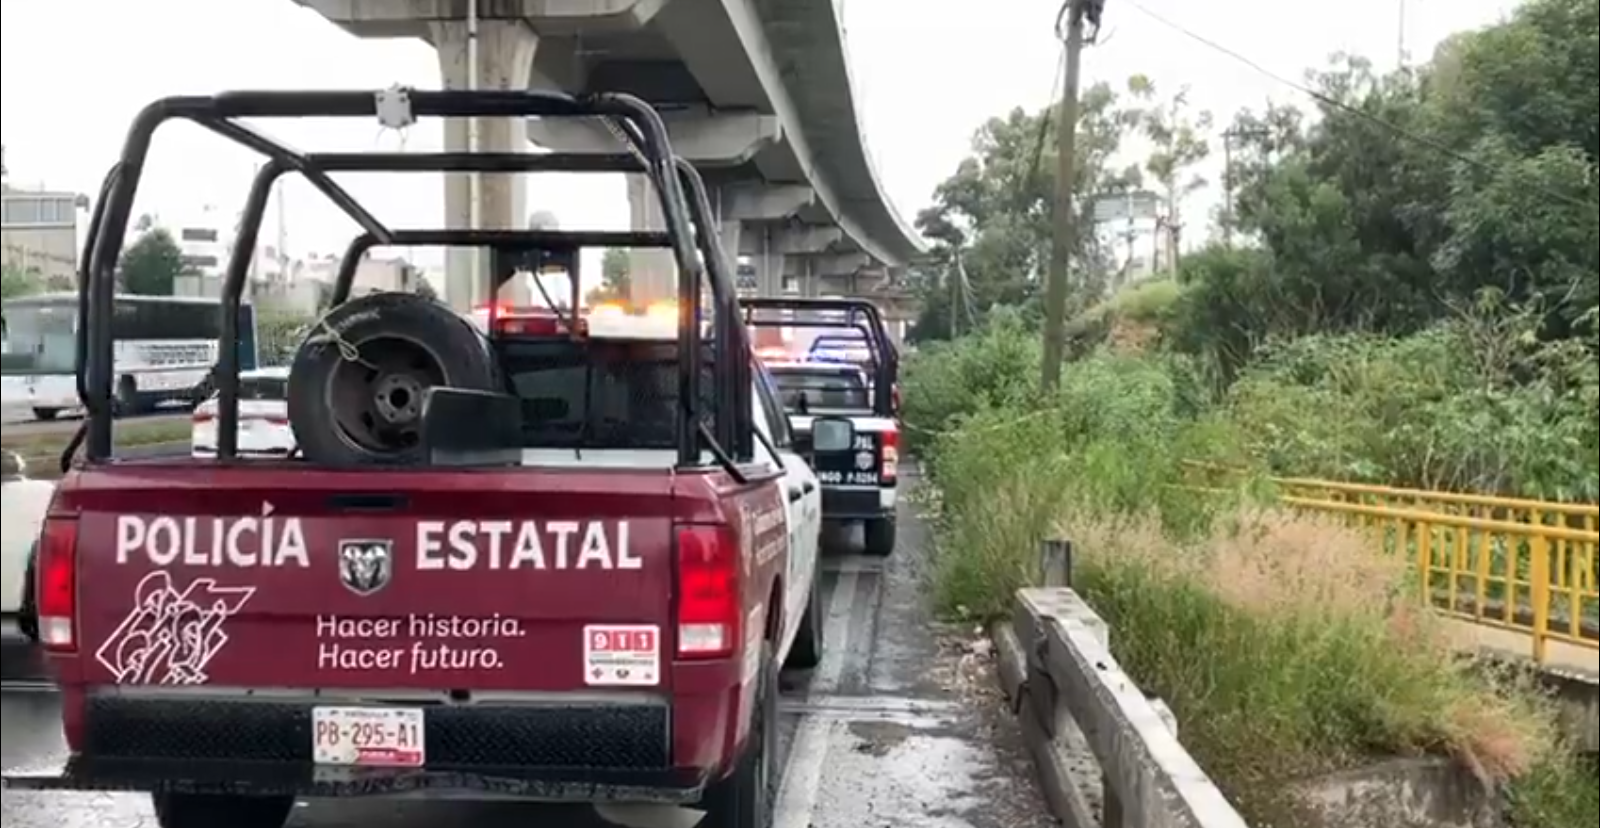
{"left": 1122, "top": 75, "right": 1212, "bottom": 264}
{"left": 119, "top": 228, "right": 185, "bottom": 296}
{"left": 2, "top": 263, "right": 45, "bottom": 300}
{"left": 586, "top": 248, "right": 632, "bottom": 305}
{"left": 1165, "top": 0, "right": 1599, "bottom": 379}
{"left": 910, "top": 80, "right": 1140, "bottom": 341}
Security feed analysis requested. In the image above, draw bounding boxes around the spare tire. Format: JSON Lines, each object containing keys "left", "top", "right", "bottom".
{"left": 287, "top": 293, "right": 500, "bottom": 467}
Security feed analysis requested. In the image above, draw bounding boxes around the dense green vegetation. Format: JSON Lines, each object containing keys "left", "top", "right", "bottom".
{"left": 906, "top": 0, "right": 1598, "bottom": 498}
{"left": 905, "top": 319, "right": 1594, "bottom": 826}
{"left": 903, "top": 1, "right": 1597, "bottom": 824}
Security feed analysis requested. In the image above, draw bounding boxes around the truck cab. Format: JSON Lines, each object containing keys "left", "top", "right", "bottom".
{"left": 5, "top": 88, "right": 823, "bottom": 828}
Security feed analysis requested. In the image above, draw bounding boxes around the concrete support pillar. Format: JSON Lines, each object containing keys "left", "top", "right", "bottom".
{"left": 716, "top": 219, "right": 743, "bottom": 273}
{"left": 783, "top": 255, "right": 815, "bottom": 297}
{"left": 431, "top": 19, "right": 538, "bottom": 311}
{"left": 752, "top": 225, "right": 784, "bottom": 297}
{"left": 625, "top": 173, "right": 675, "bottom": 307}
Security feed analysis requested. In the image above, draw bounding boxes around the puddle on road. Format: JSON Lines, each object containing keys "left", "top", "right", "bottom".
{"left": 781, "top": 698, "right": 1041, "bottom": 828}
{"left": 820, "top": 728, "right": 996, "bottom": 826}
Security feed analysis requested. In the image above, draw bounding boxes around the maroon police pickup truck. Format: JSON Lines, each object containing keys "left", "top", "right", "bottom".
{"left": 5, "top": 88, "right": 826, "bottom": 828}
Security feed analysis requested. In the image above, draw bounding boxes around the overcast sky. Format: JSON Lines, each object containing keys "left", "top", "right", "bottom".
{"left": 1, "top": 0, "right": 1522, "bottom": 281}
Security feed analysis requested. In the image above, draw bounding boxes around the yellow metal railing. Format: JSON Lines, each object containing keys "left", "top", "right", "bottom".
{"left": 1185, "top": 463, "right": 1599, "bottom": 666}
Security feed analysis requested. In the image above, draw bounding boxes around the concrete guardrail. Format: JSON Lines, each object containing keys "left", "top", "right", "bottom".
{"left": 993, "top": 539, "right": 1247, "bottom": 828}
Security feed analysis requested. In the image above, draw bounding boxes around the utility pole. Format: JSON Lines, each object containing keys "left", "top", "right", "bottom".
{"left": 949, "top": 254, "right": 960, "bottom": 338}
{"left": 1041, "top": 0, "right": 1097, "bottom": 393}
{"left": 1396, "top": 0, "right": 1407, "bottom": 69}
{"left": 1222, "top": 132, "right": 1235, "bottom": 248}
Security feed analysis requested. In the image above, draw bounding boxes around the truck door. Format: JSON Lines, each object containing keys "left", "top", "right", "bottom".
{"left": 754, "top": 370, "right": 818, "bottom": 636}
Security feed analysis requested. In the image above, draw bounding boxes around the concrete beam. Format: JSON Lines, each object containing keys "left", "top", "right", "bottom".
{"left": 291, "top": 0, "right": 668, "bottom": 38}
{"left": 772, "top": 225, "right": 843, "bottom": 256}
{"left": 785, "top": 252, "right": 871, "bottom": 278}
{"left": 526, "top": 108, "right": 781, "bottom": 167}
{"left": 720, "top": 184, "right": 817, "bottom": 222}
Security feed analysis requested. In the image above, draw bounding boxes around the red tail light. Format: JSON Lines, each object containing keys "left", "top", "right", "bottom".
{"left": 881, "top": 427, "right": 900, "bottom": 484}
{"left": 495, "top": 315, "right": 586, "bottom": 337}
{"left": 675, "top": 524, "right": 741, "bottom": 659}
{"left": 891, "top": 383, "right": 901, "bottom": 413}
{"left": 36, "top": 515, "right": 79, "bottom": 653}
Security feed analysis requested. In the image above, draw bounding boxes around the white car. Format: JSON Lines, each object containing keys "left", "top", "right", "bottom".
{"left": 192, "top": 366, "right": 296, "bottom": 457}
{"left": 2, "top": 451, "right": 54, "bottom": 645}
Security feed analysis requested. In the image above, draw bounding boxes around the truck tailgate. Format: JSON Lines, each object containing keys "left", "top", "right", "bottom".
{"left": 53, "top": 464, "right": 681, "bottom": 693}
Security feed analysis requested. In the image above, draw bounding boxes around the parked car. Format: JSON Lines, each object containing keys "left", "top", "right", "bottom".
{"left": 191, "top": 366, "right": 295, "bottom": 457}
{"left": 2, "top": 450, "right": 52, "bottom": 646}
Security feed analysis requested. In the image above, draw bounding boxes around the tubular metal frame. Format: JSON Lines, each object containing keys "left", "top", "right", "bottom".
{"left": 69, "top": 89, "right": 752, "bottom": 470}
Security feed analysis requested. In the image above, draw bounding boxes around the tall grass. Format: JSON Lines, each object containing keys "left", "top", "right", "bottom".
{"left": 905, "top": 320, "right": 1598, "bottom": 827}
{"left": 1066, "top": 511, "right": 1581, "bottom": 822}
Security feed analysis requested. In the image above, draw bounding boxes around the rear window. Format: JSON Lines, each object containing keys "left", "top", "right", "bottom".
{"left": 496, "top": 338, "right": 711, "bottom": 450}
{"left": 769, "top": 368, "right": 868, "bottom": 411}
{"left": 239, "top": 375, "right": 288, "bottom": 401}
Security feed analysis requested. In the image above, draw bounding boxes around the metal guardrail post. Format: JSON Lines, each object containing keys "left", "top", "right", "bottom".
{"left": 1040, "top": 538, "right": 1072, "bottom": 588}
{"left": 1531, "top": 509, "right": 1551, "bottom": 664}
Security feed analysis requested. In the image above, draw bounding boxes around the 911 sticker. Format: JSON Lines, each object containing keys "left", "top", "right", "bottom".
{"left": 583, "top": 625, "right": 661, "bottom": 686}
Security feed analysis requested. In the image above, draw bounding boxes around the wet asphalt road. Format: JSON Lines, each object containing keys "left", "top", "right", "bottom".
{"left": 0, "top": 470, "right": 1054, "bottom": 827}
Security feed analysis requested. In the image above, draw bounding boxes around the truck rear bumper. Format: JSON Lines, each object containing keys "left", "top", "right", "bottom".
{"left": 820, "top": 485, "right": 896, "bottom": 520}
{"left": 1, "top": 694, "right": 705, "bottom": 804}
{"left": 0, "top": 755, "right": 707, "bottom": 803}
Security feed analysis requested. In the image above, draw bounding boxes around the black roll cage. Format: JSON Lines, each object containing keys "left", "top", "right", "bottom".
{"left": 65, "top": 89, "right": 753, "bottom": 472}
{"left": 741, "top": 297, "right": 899, "bottom": 417}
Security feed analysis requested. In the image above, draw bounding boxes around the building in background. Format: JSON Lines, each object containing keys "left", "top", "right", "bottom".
{"left": 170, "top": 203, "right": 287, "bottom": 300}
{"left": 176, "top": 211, "right": 228, "bottom": 278}
{"left": 1091, "top": 190, "right": 1163, "bottom": 290}
{"left": 2, "top": 185, "right": 86, "bottom": 287}
{"left": 166, "top": 196, "right": 420, "bottom": 315}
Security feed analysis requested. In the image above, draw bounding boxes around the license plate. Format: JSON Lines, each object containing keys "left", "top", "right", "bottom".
{"left": 312, "top": 706, "right": 425, "bottom": 767}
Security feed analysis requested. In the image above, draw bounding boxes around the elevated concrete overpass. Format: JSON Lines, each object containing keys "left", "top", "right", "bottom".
{"left": 291, "top": 0, "right": 926, "bottom": 327}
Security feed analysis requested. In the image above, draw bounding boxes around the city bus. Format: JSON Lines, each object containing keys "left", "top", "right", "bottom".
{"left": 0, "top": 293, "right": 258, "bottom": 420}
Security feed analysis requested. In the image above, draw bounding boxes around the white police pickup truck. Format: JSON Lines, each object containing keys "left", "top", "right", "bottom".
{"left": 2, "top": 450, "right": 51, "bottom": 650}
{"left": 745, "top": 299, "right": 901, "bottom": 556}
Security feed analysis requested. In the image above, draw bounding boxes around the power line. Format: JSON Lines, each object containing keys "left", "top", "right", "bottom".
{"left": 1123, "top": 0, "right": 1595, "bottom": 211}
{"left": 1022, "top": 41, "right": 1068, "bottom": 209}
